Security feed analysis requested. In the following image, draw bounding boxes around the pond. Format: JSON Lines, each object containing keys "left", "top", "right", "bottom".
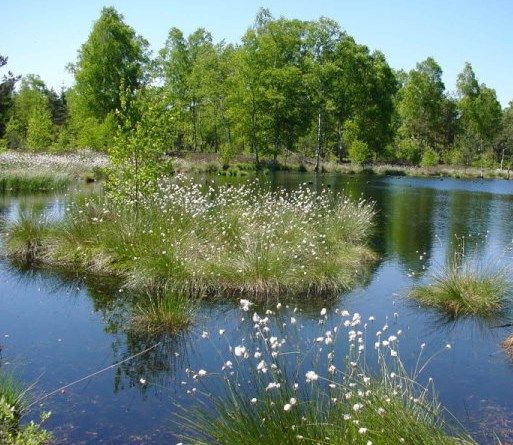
{"left": 1, "top": 172, "right": 513, "bottom": 444}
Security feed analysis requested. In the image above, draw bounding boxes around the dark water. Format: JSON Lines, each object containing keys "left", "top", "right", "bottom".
{"left": 2, "top": 173, "right": 513, "bottom": 444}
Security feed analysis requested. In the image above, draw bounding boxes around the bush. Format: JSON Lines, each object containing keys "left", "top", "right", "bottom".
{"left": 220, "top": 143, "right": 238, "bottom": 167}
{"left": 396, "top": 138, "right": 423, "bottom": 165}
{"left": 420, "top": 148, "right": 440, "bottom": 167}
{"left": 26, "top": 106, "right": 54, "bottom": 151}
{"left": 347, "top": 140, "right": 371, "bottom": 166}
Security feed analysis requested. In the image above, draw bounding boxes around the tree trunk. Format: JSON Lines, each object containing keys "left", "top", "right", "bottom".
{"left": 337, "top": 119, "right": 343, "bottom": 162}
{"left": 251, "top": 96, "right": 259, "bottom": 166}
{"left": 191, "top": 102, "right": 198, "bottom": 151}
{"left": 315, "top": 111, "right": 322, "bottom": 172}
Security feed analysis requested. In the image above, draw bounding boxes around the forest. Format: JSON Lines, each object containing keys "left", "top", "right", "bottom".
{"left": 1, "top": 6, "right": 512, "bottom": 170}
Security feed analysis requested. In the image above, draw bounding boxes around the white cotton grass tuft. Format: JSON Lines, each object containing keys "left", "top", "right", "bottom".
{"left": 176, "top": 304, "right": 473, "bottom": 445}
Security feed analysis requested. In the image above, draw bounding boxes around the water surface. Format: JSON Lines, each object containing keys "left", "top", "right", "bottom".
{"left": 1, "top": 173, "right": 513, "bottom": 444}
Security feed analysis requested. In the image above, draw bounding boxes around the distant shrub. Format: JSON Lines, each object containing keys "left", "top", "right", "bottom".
{"left": 420, "top": 148, "right": 440, "bottom": 167}
{"left": 396, "top": 138, "right": 423, "bottom": 165}
{"left": 348, "top": 140, "right": 371, "bottom": 166}
{"left": 220, "top": 143, "right": 238, "bottom": 167}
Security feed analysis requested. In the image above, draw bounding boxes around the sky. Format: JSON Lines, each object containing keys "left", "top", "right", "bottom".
{"left": 1, "top": 0, "right": 513, "bottom": 106}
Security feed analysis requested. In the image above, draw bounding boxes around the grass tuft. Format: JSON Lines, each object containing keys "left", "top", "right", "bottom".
{"left": 0, "top": 372, "right": 51, "bottom": 445}
{"left": 0, "top": 171, "right": 70, "bottom": 193}
{"left": 410, "top": 262, "right": 511, "bottom": 318}
{"left": 131, "top": 292, "right": 194, "bottom": 334}
{"left": 176, "top": 306, "right": 476, "bottom": 445}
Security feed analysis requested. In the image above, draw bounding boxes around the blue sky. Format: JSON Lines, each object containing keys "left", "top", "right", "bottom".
{"left": 1, "top": 0, "right": 512, "bottom": 106}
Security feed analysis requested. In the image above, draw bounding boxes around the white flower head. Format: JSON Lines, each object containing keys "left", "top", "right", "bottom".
{"left": 240, "top": 299, "right": 252, "bottom": 311}
{"left": 305, "top": 370, "right": 319, "bottom": 383}
{"left": 234, "top": 345, "right": 247, "bottom": 358}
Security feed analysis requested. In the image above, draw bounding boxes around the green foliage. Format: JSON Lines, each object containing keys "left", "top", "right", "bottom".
{"left": 0, "top": 372, "right": 51, "bottom": 445}
{"left": 220, "top": 143, "right": 238, "bottom": 166}
{"left": 107, "top": 87, "right": 170, "bottom": 205}
{"left": 0, "top": 55, "right": 20, "bottom": 138}
{"left": 498, "top": 101, "right": 513, "bottom": 167}
{"left": 342, "top": 120, "right": 371, "bottom": 165}
{"left": 347, "top": 140, "right": 371, "bottom": 165}
{"left": 2, "top": 9, "right": 510, "bottom": 171}
{"left": 456, "top": 63, "right": 503, "bottom": 163}
{"left": 4, "top": 117, "right": 24, "bottom": 148}
{"left": 420, "top": 147, "right": 440, "bottom": 167}
{"left": 26, "top": 105, "right": 53, "bottom": 151}
{"left": 396, "top": 58, "right": 450, "bottom": 156}
{"left": 396, "top": 138, "right": 425, "bottom": 165}
{"left": 3, "top": 75, "right": 58, "bottom": 151}
{"left": 70, "top": 7, "right": 149, "bottom": 122}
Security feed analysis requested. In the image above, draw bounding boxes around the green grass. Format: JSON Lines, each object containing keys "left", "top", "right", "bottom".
{"left": 410, "top": 262, "right": 511, "bottom": 317}
{"left": 0, "top": 170, "right": 70, "bottom": 193}
{"left": 176, "top": 307, "right": 476, "bottom": 445}
{"left": 180, "top": 375, "right": 475, "bottom": 445}
{"left": 131, "top": 292, "right": 194, "bottom": 334}
{"left": 4, "top": 178, "right": 375, "bottom": 299}
{"left": 0, "top": 371, "right": 25, "bottom": 419}
{"left": 0, "top": 372, "right": 51, "bottom": 445}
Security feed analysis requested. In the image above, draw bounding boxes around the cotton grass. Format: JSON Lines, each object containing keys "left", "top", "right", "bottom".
{"left": 5, "top": 176, "right": 375, "bottom": 298}
{"left": 175, "top": 303, "right": 477, "bottom": 445}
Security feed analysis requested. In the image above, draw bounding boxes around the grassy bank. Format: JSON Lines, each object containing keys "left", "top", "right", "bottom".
{"left": 0, "top": 170, "right": 71, "bottom": 193}
{"left": 0, "top": 150, "right": 109, "bottom": 192}
{"left": 4, "top": 177, "right": 375, "bottom": 300}
{"left": 171, "top": 152, "right": 513, "bottom": 180}
{"left": 0, "top": 372, "right": 51, "bottom": 445}
{"left": 177, "top": 303, "right": 476, "bottom": 445}
{"left": 410, "top": 262, "right": 511, "bottom": 318}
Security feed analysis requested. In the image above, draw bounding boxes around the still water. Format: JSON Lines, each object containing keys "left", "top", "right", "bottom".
{"left": 1, "top": 173, "right": 513, "bottom": 444}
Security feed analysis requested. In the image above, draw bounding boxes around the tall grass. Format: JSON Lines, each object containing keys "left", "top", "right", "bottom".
{"left": 131, "top": 292, "right": 194, "bottom": 334}
{"left": 5, "top": 176, "right": 375, "bottom": 298}
{"left": 0, "top": 150, "right": 110, "bottom": 192}
{"left": 0, "top": 170, "right": 70, "bottom": 193}
{"left": 410, "top": 262, "right": 511, "bottom": 318}
{"left": 0, "top": 372, "right": 51, "bottom": 445}
{"left": 176, "top": 303, "right": 477, "bottom": 445}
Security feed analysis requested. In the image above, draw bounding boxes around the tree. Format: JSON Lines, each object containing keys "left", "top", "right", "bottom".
{"left": 0, "top": 55, "right": 20, "bottom": 138}
{"left": 158, "top": 27, "right": 231, "bottom": 152}
{"left": 241, "top": 10, "right": 313, "bottom": 162}
{"left": 69, "top": 6, "right": 149, "bottom": 147}
{"left": 456, "top": 63, "right": 502, "bottom": 165}
{"left": 4, "top": 75, "right": 51, "bottom": 149}
{"left": 108, "top": 86, "right": 171, "bottom": 209}
{"left": 328, "top": 38, "right": 396, "bottom": 162}
{"left": 304, "top": 18, "right": 342, "bottom": 170}
{"left": 26, "top": 104, "right": 54, "bottom": 150}
{"left": 498, "top": 102, "right": 513, "bottom": 169}
{"left": 395, "top": 57, "right": 454, "bottom": 164}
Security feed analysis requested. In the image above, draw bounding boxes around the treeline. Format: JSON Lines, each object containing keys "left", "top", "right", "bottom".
{"left": 1, "top": 7, "right": 513, "bottom": 168}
